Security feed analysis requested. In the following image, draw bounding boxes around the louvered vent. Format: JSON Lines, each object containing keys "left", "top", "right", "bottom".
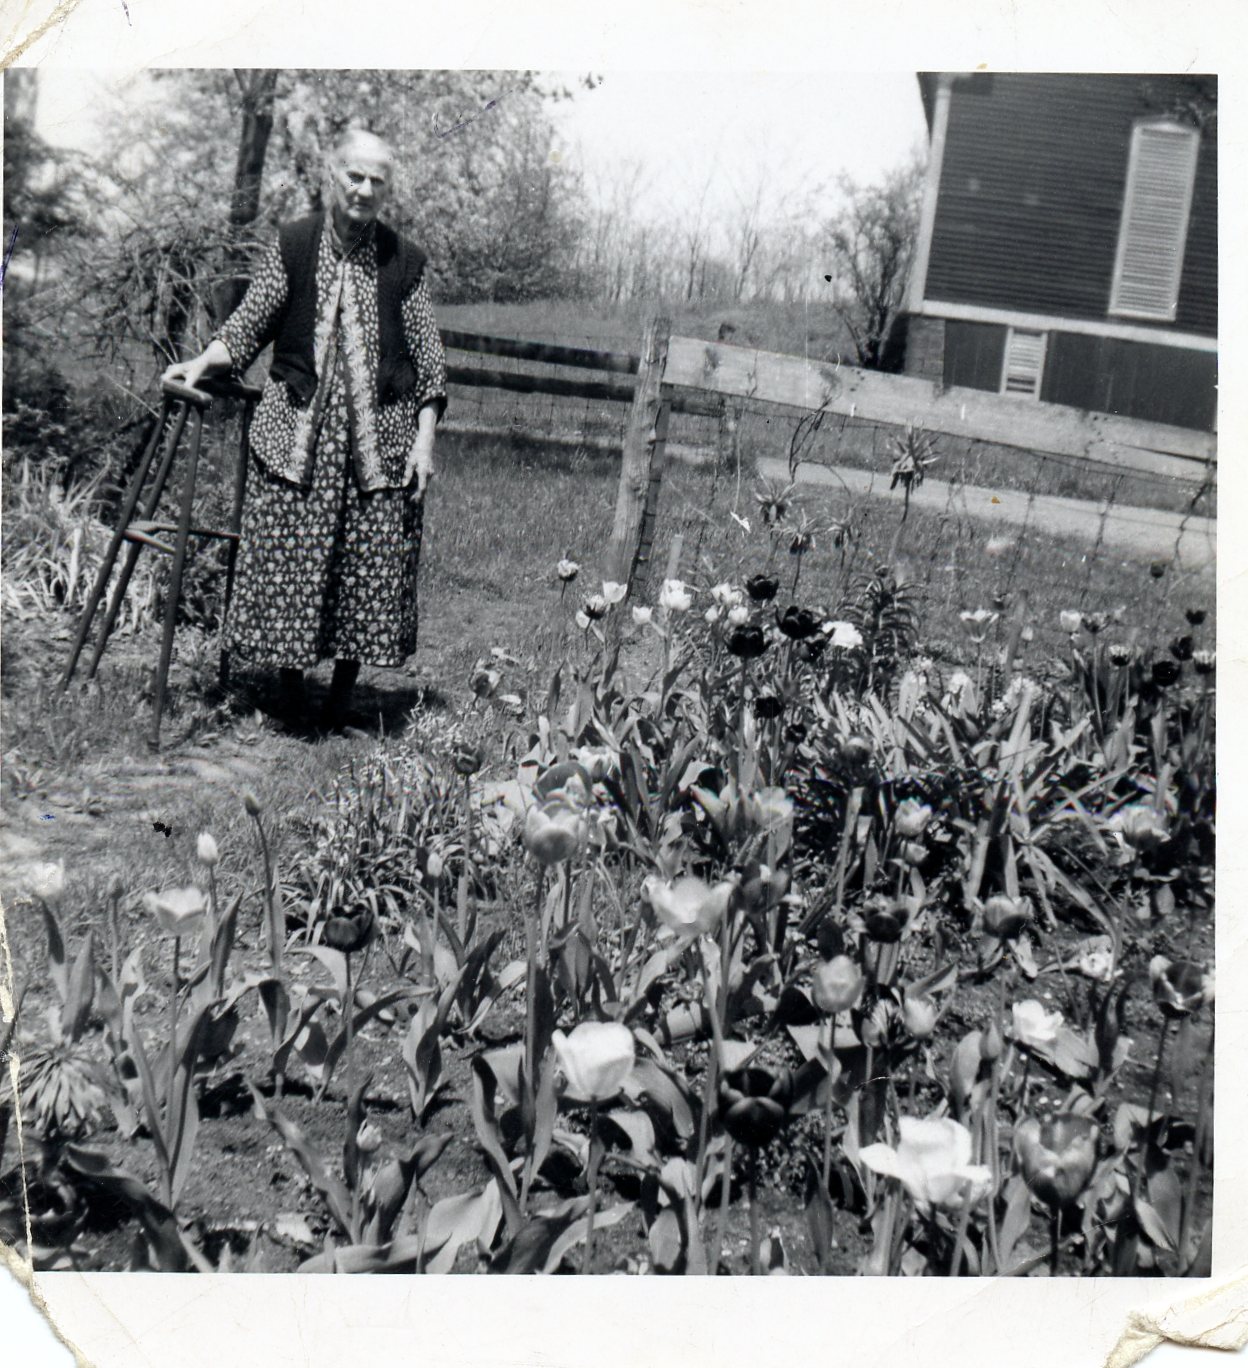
{"left": 1001, "top": 328, "right": 1046, "bottom": 397}
{"left": 1110, "top": 122, "right": 1200, "bottom": 322}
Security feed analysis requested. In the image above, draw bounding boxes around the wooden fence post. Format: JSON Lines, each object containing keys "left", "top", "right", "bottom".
{"left": 607, "top": 316, "right": 671, "bottom": 593}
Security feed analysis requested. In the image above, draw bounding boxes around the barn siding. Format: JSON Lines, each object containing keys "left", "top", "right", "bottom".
{"left": 923, "top": 74, "right": 1217, "bottom": 337}
{"left": 943, "top": 320, "right": 1007, "bottom": 391}
{"left": 1042, "top": 334, "right": 1217, "bottom": 431}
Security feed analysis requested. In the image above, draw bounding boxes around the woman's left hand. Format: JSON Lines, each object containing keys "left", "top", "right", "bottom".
{"left": 412, "top": 441, "right": 434, "bottom": 498}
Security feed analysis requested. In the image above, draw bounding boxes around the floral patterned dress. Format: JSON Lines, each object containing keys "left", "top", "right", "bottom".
{"left": 217, "top": 221, "right": 447, "bottom": 670}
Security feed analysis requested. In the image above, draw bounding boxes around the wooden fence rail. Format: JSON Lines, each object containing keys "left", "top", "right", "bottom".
{"left": 438, "top": 320, "right": 1217, "bottom": 597}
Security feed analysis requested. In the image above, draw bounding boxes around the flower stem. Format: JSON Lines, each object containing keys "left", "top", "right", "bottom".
{"left": 1049, "top": 1209, "right": 1061, "bottom": 1277}
{"left": 710, "top": 1134, "right": 733, "bottom": 1277}
{"left": 949, "top": 1201, "right": 973, "bottom": 1277}
{"left": 249, "top": 809, "right": 280, "bottom": 972}
{"left": 108, "top": 886, "right": 121, "bottom": 983}
{"left": 460, "top": 774, "right": 473, "bottom": 944}
{"left": 167, "top": 935, "right": 181, "bottom": 1104}
{"left": 582, "top": 1098, "right": 601, "bottom": 1275}
{"left": 1145, "top": 1016, "right": 1172, "bottom": 1137}
{"left": 748, "top": 1147, "right": 761, "bottom": 1276}
{"left": 343, "top": 952, "right": 355, "bottom": 1108}
{"left": 821, "top": 1012, "right": 838, "bottom": 1191}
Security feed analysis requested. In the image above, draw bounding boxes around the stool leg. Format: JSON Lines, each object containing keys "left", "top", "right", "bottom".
{"left": 61, "top": 402, "right": 170, "bottom": 689}
{"left": 86, "top": 403, "right": 191, "bottom": 681}
{"left": 218, "top": 397, "right": 253, "bottom": 690}
{"left": 150, "top": 406, "right": 205, "bottom": 748}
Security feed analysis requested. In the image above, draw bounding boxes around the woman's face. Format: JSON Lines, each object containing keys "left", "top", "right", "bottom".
{"left": 330, "top": 147, "right": 391, "bottom": 231}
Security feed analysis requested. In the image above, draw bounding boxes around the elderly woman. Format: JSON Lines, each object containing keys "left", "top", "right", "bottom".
{"left": 164, "top": 129, "right": 447, "bottom": 731}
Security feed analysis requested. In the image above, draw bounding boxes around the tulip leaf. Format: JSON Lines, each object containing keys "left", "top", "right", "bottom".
{"left": 424, "top": 1181, "right": 504, "bottom": 1274}
{"left": 803, "top": 1159, "right": 836, "bottom": 1270}
{"left": 529, "top": 1054, "right": 559, "bottom": 1183}
{"left": 63, "top": 930, "right": 96, "bottom": 1043}
{"left": 542, "top": 1201, "right": 634, "bottom": 1274}
{"left": 1133, "top": 1195, "right": 1177, "bottom": 1254}
{"left": 623, "top": 1058, "right": 694, "bottom": 1140}
{"left": 249, "top": 1084, "right": 353, "bottom": 1239}
{"left": 41, "top": 903, "right": 69, "bottom": 1004}
{"left": 996, "top": 1175, "right": 1034, "bottom": 1271}
{"left": 603, "top": 1108, "right": 658, "bottom": 1167}
{"left": 469, "top": 1056, "right": 522, "bottom": 1228}
{"left": 648, "top": 1207, "right": 683, "bottom": 1272}
{"left": 299, "top": 944, "right": 349, "bottom": 1002}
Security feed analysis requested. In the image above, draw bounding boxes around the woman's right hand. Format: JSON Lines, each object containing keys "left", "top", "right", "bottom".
{"left": 161, "top": 339, "right": 233, "bottom": 392}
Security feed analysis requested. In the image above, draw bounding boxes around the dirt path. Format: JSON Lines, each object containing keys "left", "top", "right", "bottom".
{"left": 755, "top": 455, "right": 1216, "bottom": 570}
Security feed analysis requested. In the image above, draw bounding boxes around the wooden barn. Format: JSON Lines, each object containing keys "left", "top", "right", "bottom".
{"left": 892, "top": 73, "right": 1217, "bottom": 435}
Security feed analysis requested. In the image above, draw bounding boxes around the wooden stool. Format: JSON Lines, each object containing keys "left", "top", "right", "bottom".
{"left": 60, "top": 376, "right": 261, "bottom": 747}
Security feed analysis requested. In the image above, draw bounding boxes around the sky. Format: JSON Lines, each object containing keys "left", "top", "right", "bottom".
{"left": 32, "top": 67, "right": 928, "bottom": 227}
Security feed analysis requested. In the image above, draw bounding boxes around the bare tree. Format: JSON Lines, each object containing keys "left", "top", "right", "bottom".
{"left": 822, "top": 153, "right": 925, "bottom": 369}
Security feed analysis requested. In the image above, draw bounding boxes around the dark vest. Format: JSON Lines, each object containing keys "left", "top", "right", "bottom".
{"left": 267, "top": 212, "right": 428, "bottom": 406}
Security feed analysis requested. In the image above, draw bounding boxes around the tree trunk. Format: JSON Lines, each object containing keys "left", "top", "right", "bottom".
{"left": 215, "top": 69, "right": 279, "bottom": 323}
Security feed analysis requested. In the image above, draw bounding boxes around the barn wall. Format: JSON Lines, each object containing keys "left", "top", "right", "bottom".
{"left": 924, "top": 74, "right": 1217, "bottom": 337}
{"left": 1041, "top": 334, "right": 1217, "bottom": 431}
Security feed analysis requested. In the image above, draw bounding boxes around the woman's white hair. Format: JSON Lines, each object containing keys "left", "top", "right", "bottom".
{"left": 330, "top": 128, "right": 395, "bottom": 168}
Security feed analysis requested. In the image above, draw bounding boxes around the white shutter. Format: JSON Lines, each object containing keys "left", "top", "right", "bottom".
{"left": 1110, "top": 122, "right": 1199, "bottom": 322}
{"left": 1001, "top": 327, "right": 1046, "bottom": 397}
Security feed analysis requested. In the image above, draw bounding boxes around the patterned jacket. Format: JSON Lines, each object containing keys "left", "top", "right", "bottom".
{"left": 217, "top": 215, "right": 448, "bottom": 492}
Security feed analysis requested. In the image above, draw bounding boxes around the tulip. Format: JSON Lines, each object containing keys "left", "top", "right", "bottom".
{"left": 1193, "top": 649, "right": 1215, "bottom": 676}
{"left": 900, "top": 840, "right": 927, "bottom": 868}
{"left": 979, "top": 1019, "right": 1004, "bottom": 1063}
{"left": 727, "top": 603, "right": 749, "bottom": 626}
{"left": 1149, "top": 956, "right": 1213, "bottom": 1019}
{"left": 581, "top": 593, "right": 609, "bottom": 621}
{"left": 811, "top": 955, "right": 864, "bottom": 1014}
{"left": 776, "top": 605, "right": 820, "bottom": 640}
{"left": 1012, "top": 999, "right": 1063, "bottom": 1049}
{"left": 1151, "top": 658, "right": 1181, "bottom": 687}
{"left": 894, "top": 798, "right": 933, "bottom": 839}
{"left": 823, "top": 620, "right": 863, "bottom": 651}
{"left": 839, "top": 735, "right": 873, "bottom": 770}
{"left": 1149, "top": 561, "right": 1166, "bottom": 579}
{"left": 859, "top": 1116, "right": 993, "bottom": 1214}
{"left": 523, "top": 798, "right": 589, "bottom": 866}
{"left": 1014, "top": 1113, "right": 1100, "bottom": 1209}
{"left": 862, "top": 895, "right": 908, "bottom": 944}
{"left": 556, "top": 558, "right": 580, "bottom": 582}
{"left": 705, "top": 606, "right": 722, "bottom": 625}
{"left": 453, "top": 742, "right": 484, "bottom": 776}
{"left": 903, "top": 994, "right": 939, "bottom": 1040}
{"left": 983, "top": 894, "right": 1033, "bottom": 941}
{"left": 726, "top": 623, "right": 767, "bottom": 658}
{"left": 1077, "top": 945, "right": 1114, "bottom": 982}
{"left": 196, "top": 833, "right": 220, "bottom": 867}
{"left": 355, "top": 1120, "right": 384, "bottom": 1155}
{"left": 1118, "top": 804, "right": 1168, "bottom": 853}
{"left": 1185, "top": 606, "right": 1207, "bottom": 627}
{"left": 144, "top": 886, "right": 209, "bottom": 939}
{"left": 752, "top": 693, "right": 784, "bottom": 720}
{"left": 711, "top": 581, "right": 743, "bottom": 608}
{"left": 643, "top": 874, "right": 733, "bottom": 938}
{"left": 601, "top": 580, "right": 627, "bottom": 605}
{"left": 242, "top": 790, "right": 263, "bottom": 817}
{"left": 28, "top": 861, "right": 66, "bottom": 903}
{"left": 470, "top": 666, "right": 501, "bottom": 698}
{"left": 959, "top": 607, "right": 998, "bottom": 643}
{"left": 743, "top": 786, "right": 793, "bottom": 833}
{"left": 321, "top": 901, "right": 376, "bottom": 955}
{"left": 1083, "top": 612, "right": 1106, "bottom": 635}
{"left": 552, "top": 1022, "right": 636, "bottom": 1102}
{"left": 631, "top": 605, "right": 654, "bottom": 627}
{"left": 1059, "top": 610, "right": 1083, "bottom": 634}
{"left": 745, "top": 573, "right": 779, "bottom": 603}
{"left": 572, "top": 746, "right": 615, "bottom": 782}
{"left": 1107, "top": 643, "right": 1134, "bottom": 667}
{"left": 659, "top": 579, "right": 693, "bottom": 612}
{"left": 1169, "top": 634, "right": 1194, "bottom": 662}
{"left": 717, "top": 1066, "right": 793, "bottom": 1148}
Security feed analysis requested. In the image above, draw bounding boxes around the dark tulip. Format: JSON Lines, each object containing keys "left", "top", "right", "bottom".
{"left": 776, "top": 605, "right": 820, "bottom": 640}
{"left": 718, "top": 1066, "right": 793, "bottom": 1148}
{"left": 745, "top": 573, "right": 779, "bottom": 603}
{"left": 1149, "top": 956, "right": 1213, "bottom": 1020}
{"left": 1015, "top": 1114, "right": 1100, "bottom": 1209}
{"left": 839, "top": 735, "right": 873, "bottom": 770}
{"left": 799, "top": 637, "right": 827, "bottom": 663}
{"left": 1149, "top": 561, "right": 1167, "bottom": 579}
{"left": 753, "top": 693, "right": 785, "bottom": 720}
{"left": 1107, "top": 643, "right": 1133, "bottom": 668}
{"left": 1185, "top": 607, "right": 1207, "bottom": 626}
{"left": 816, "top": 919, "right": 845, "bottom": 960}
{"left": 1193, "top": 650, "right": 1215, "bottom": 676}
{"left": 322, "top": 902, "right": 376, "bottom": 955}
{"left": 726, "top": 623, "right": 768, "bottom": 659}
{"left": 1169, "top": 635, "right": 1194, "bottom": 663}
{"left": 1151, "top": 658, "right": 1181, "bottom": 687}
{"left": 863, "top": 895, "right": 907, "bottom": 944}
{"left": 784, "top": 721, "right": 808, "bottom": 746}
{"left": 453, "top": 743, "right": 484, "bottom": 776}
{"left": 983, "top": 894, "right": 1033, "bottom": 941}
